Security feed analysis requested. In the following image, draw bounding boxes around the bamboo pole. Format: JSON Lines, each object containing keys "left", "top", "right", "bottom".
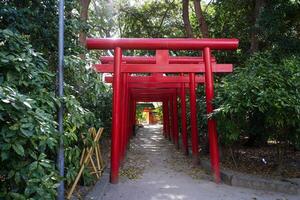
{"left": 67, "top": 128, "right": 104, "bottom": 199}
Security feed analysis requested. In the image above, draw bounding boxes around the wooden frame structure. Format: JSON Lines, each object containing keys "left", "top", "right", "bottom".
{"left": 86, "top": 38, "right": 239, "bottom": 184}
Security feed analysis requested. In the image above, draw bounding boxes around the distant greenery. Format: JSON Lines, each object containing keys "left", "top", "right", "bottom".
{"left": 115, "top": 0, "right": 300, "bottom": 150}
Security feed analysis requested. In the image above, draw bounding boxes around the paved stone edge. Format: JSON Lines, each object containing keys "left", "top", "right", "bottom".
{"left": 85, "top": 169, "right": 110, "bottom": 200}
{"left": 84, "top": 126, "right": 143, "bottom": 200}
{"left": 201, "top": 158, "right": 300, "bottom": 195}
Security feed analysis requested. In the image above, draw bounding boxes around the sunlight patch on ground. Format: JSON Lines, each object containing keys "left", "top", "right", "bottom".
{"left": 160, "top": 185, "right": 179, "bottom": 189}
{"left": 151, "top": 193, "right": 187, "bottom": 200}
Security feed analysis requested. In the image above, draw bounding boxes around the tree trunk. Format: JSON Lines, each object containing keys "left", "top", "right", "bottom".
{"left": 79, "top": 0, "right": 91, "bottom": 59}
{"left": 193, "top": 0, "right": 209, "bottom": 38}
{"left": 182, "top": 0, "right": 193, "bottom": 38}
{"left": 250, "top": 0, "right": 265, "bottom": 54}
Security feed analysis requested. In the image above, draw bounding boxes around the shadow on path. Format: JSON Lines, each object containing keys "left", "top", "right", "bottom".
{"left": 87, "top": 124, "right": 298, "bottom": 200}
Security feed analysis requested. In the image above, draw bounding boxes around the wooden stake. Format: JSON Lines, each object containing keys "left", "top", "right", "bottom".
{"left": 67, "top": 128, "right": 104, "bottom": 199}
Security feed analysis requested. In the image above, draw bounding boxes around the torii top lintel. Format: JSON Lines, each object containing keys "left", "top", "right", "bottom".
{"left": 86, "top": 38, "right": 239, "bottom": 50}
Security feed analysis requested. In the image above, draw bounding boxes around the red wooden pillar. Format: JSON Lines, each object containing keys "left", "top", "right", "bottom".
{"left": 124, "top": 74, "right": 129, "bottom": 150}
{"left": 169, "top": 96, "right": 174, "bottom": 141}
{"left": 162, "top": 100, "right": 167, "bottom": 137}
{"left": 120, "top": 73, "right": 127, "bottom": 162}
{"left": 127, "top": 94, "right": 132, "bottom": 138}
{"left": 180, "top": 73, "right": 188, "bottom": 155}
{"left": 173, "top": 94, "right": 179, "bottom": 148}
{"left": 204, "top": 47, "right": 220, "bottom": 183}
{"left": 129, "top": 97, "right": 133, "bottom": 137}
{"left": 189, "top": 72, "right": 199, "bottom": 165}
{"left": 111, "top": 47, "right": 122, "bottom": 184}
{"left": 132, "top": 99, "right": 136, "bottom": 136}
{"left": 165, "top": 99, "right": 170, "bottom": 139}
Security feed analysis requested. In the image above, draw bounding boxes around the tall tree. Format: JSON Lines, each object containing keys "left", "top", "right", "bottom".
{"left": 79, "top": 0, "right": 91, "bottom": 52}
{"left": 250, "top": 0, "right": 265, "bottom": 53}
{"left": 182, "top": 0, "right": 194, "bottom": 38}
{"left": 193, "top": 0, "right": 209, "bottom": 37}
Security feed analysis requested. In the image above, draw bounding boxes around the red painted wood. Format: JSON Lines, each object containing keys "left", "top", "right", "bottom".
{"left": 172, "top": 95, "right": 179, "bottom": 148}
{"left": 94, "top": 63, "right": 233, "bottom": 73}
{"left": 169, "top": 96, "right": 174, "bottom": 142}
{"left": 86, "top": 37, "right": 239, "bottom": 185}
{"left": 86, "top": 38, "right": 239, "bottom": 50}
{"left": 189, "top": 73, "right": 199, "bottom": 165}
{"left": 110, "top": 47, "right": 122, "bottom": 184}
{"left": 120, "top": 73, "right": 126, "bottom": 163}
{"left": 129, "top": 83, "right": 189, "bottom": 89}
{"left": 162, "top": 100, "right": 167, "bottom": 137}
{"left": 180, "top": 73, "right": 188, "bottom": 155}
{"left": 204, "top": 47, "right": 221, "bottom": 183}
{"left": 100, "top": 56, "right": 216, "bottom": 64}
{"left": 104, "top": 76, "right": 205, "bottom": 83}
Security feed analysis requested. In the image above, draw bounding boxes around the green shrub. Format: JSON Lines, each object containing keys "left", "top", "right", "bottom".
{"left": 0, "top": 28, "right": 112, "bottom": 199}
{"left": 0, "top": 29, "right": 59, "bottom": 199}
{"left": 214, "top": 53, "right": 300, "bottom": 147}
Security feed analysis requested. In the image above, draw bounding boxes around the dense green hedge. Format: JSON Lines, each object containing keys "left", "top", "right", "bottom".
{"left": 213, "top": 53, "right": 300, "bottom": 148}
{"left": 0, "top": 29, "right": 59, "bottom": 199}
{"left": 0, "top": 1, "right": 112, "bottom": 198}
{"left": 0, "top": 28, "right": 112, "bottom": 199}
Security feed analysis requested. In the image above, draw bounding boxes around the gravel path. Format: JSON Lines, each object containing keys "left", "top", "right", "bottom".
{"left": 92, "top": 124, "right": 298, "bottom": 200}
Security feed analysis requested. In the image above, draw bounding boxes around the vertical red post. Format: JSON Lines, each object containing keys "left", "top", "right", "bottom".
{"left": 173, "top": 94, "right": 179, "bottom": 148}
{"left": 124, "top": 73, "right": 129, "bottom": 150}
{"left": 165, "top": 99, "right": 170, "bottom": 139}
{"left": 120, "top": 73, "right": 127, "bottom": 162}
{"left": 128, "top": 99, "right": 131, "bottom": 139}
{"left": 204, "top": 47, "right": 220, "bottom": 183}
{"left": 189, "top": 72, "right": 199, "bottom": 165}
{"left": 169, "top": 96, "right": 174, "bottom": 142}
{"left": 162, "top": 100, "right": 167, "bottom": 137}
{"left": 111, "top": 47, "right": 122, "bottom": 184}
{"left": 180, "top": 73, "right": 188, "bottom": 155}
{"left": 127, "top": 94, "right": 132, "bottom": 138}
{"left": 132, "top": 99, "right": 137, "bottom": 137}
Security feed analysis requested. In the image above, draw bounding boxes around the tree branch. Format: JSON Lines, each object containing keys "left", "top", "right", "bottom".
{"left": 182, "top": 0, "right": 194, "bottom": 38}
{"left": 193, "top": 0, "right": 209, "bottom": 38}
{"left": 250, "top": 0, "right": 265, "bottom": 53}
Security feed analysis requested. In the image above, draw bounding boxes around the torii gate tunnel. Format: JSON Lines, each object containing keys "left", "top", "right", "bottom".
{"left": 86, "top": 38, "right": 239, "bottom": 184}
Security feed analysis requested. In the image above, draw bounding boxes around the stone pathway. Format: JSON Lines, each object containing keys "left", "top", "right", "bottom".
{"left": 87, "top": 124, "right": 298, "bottom": 200}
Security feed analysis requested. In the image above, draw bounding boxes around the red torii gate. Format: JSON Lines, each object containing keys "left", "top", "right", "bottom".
{"left": 86, "top": 38, "right": 239, "bottom": 184}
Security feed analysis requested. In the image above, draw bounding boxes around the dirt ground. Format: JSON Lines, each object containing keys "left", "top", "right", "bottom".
{"left": 217, "top": 145, "right": 300, "bottom": 179}
{"left": 91, "top": 124, "right": 298, "bottom": 200}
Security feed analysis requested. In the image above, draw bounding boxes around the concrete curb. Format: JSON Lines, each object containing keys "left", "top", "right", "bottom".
{"left": 84, "top": 126, "right": 143, "bottom": 200}
{"left": 201, "top": 159, "right": 300, "bottom": 195}
{"left": 85, "top": 169, "right": 110, "bottom": 200}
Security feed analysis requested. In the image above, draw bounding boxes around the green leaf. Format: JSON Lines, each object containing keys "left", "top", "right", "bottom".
{"left": 23, "top": 101, "right": 32, "bottom": 109}
{"left": 12, "top": 144, "right": 25, "bottom": 156}
{"left": 39, "top": 160, "right": 52, "bottom": 169}
{"left": 20, "top": 128, "right": 33, "bottom": 137}
{"left": 1, "top": 151, "right": 9, "bottom": 161}
{"left": 7, "top": 170, "right": 15, "bottom": 179}
{"left": 9, "top": 192, "right": 26, "bottom": 200}
{"left": 29, "top": 161, "right": 38, "bottom": 171}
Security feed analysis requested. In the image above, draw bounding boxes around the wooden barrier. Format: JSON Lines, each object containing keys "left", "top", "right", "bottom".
{"left": 67, "top": 128, "right": 104, "bottom": 199}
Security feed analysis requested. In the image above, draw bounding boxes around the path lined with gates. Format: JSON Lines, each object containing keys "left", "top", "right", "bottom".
{"left": 86, "top": 38, "right": 239, "bottom": 183}
{"left": 86, "top": 125, "right": 296, "bottom": 200}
